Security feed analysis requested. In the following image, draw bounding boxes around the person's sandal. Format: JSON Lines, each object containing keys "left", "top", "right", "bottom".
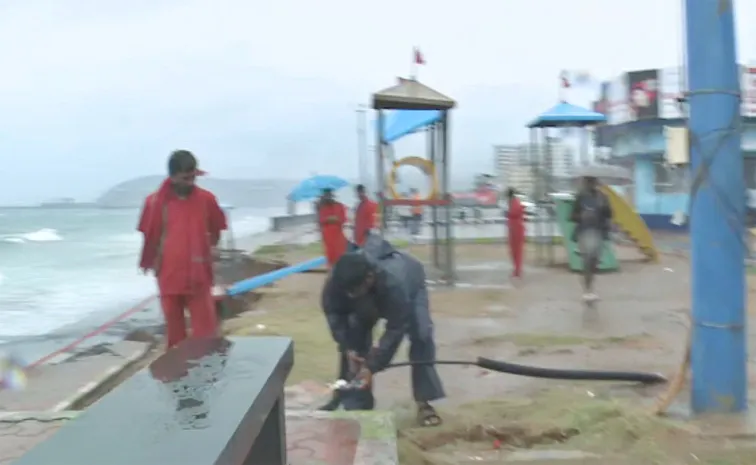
{"left": 416, "top": 403, "right": 442, "bottom": 427}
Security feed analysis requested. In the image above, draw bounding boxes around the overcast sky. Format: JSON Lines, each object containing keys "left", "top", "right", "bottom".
{"left": 0, "top": 0, "right": 754, "bottom": 204}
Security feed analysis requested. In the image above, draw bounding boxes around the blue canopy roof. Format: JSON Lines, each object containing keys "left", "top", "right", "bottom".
{"left": 527, "top": 102, "right": 606, "bottom": 128}
{"left": 380, "top": 109, "right": 441, "bottom": 143}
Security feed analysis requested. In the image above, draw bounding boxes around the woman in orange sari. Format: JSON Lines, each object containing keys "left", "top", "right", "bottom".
{"left": 505, "top": 188, "right": 525, "bottom": 279}
{"left": 317, "top": 188, "right": 348, "bottom": 267}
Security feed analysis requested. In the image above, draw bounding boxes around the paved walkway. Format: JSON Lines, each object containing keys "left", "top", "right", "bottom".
{"left": 0, "top": 412, "right": 76, "bottom": 465}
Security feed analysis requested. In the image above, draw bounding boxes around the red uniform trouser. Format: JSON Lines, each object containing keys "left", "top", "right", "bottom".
{"left": 509, "top": 229, "right": 525, "bottom": 278}
{"left": 159, "top": 289, "right": 218, "bottom": 348}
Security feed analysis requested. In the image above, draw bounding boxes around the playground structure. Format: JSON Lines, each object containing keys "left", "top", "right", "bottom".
{"left": 371, "top": 77, "right": 457, "bottom": 283}
{"left": 526, "top": 102, "right": 658, "bottom": 271}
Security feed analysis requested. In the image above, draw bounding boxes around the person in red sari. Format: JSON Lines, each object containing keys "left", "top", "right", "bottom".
{"left": 505, "top": 188, "right": 525, "bottom": 279}
{"left": 138, "top": 150, "right": 227, "bottom": 349}
{"left": 353, "top": 184, "right": 377, "bottom": 247}
{"left": 318, "top": 188, "right": 348, "bottom": 267}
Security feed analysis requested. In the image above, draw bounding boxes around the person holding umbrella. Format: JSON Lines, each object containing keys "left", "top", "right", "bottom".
{"left": 570, "top": 176, "right": 613, "bottom": 302}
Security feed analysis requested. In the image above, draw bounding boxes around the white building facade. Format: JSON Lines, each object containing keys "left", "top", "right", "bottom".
{"left": 493, "top": 142, "right": 575, "bottom": 195}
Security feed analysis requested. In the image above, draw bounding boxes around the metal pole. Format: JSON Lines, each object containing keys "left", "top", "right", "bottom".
{"left": 686, "top": 0, "right": 747, "bottom": 413}
{"left": 376, "top": 110, "right": 387, "bottom": 232}
{"left": 529, "top": 128, "right": 541, "bottom": 264}
{"left": 356, "top": 105, "right": 368, "bottom": 185}
{"left": 581, "top": 127, "right": 589, "bottom": 167}
{"left": 429, "top": 123, "right": 440, "bottom": 268}
{"left": 543, "top": 128, "right": 554, "bottom": 265}
{"left": 442, "top": 111, "right": 454, "bottom": 283}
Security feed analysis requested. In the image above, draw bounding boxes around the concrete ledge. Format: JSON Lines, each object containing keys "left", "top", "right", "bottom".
{"left": 270, "top": 214, "right": 316, "bottom": 232}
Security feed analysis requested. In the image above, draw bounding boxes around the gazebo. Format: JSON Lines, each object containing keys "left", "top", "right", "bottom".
{"left": 371, "top": 77, "right": 457, "bottom": 282}
{"left": 526, "top": 102, "right": 607, "bottom": 265}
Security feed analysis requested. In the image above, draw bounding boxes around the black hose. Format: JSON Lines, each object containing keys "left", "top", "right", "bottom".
{"left": 384, "top": 358, "right": 667, "bottom": 385}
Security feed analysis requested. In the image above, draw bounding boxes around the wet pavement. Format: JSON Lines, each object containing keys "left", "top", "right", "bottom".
{"left": 0, "top": 341, "right": 150, "bottom": 412}
{"left": 286, "top": 411, "right": 397, "bottom": 465}
{"left": 0, "top": 416, "right": 70, "bottom": 465}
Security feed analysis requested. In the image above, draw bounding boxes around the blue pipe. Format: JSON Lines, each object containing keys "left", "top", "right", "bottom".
{"left": 686, "top": 0, "right": 747, "bottom": 413}
{"left": 226, "top": 256, "right": 327, "bottom": 296}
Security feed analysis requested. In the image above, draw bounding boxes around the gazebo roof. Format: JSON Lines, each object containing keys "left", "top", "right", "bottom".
{"left": 526, "top": 102, "right": 607, "bottom": 128}
{"left": 372, "top": 77, "right": 456, "bottom": 110}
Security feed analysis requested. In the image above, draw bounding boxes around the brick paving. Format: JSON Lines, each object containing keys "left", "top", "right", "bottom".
{"left": 287, "top": 417, "right": 361, "bottom": 465}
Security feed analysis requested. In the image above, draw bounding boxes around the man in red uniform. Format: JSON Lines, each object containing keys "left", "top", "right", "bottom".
{"left": 318, "top": 188, "right": 348, "bottom": 267}
{"left": 505, "top": 188, "right": 525, "bottom": 279}
{"left": 138, "top": 150, "right": 227, "bottom": 348}
{"left": 353, "top": 184, "right": 377, "bottom": 247}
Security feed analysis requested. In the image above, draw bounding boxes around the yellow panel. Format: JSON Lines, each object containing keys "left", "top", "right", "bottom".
{"left": 599, "top": 185, "right": 659, "bottom": 262}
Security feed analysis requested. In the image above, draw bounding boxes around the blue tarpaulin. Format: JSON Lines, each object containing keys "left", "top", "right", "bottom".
{"left": 527, "top": 102, "right": 606, "bottom": 128}
{"left": 380, "top": 110, "right": 442, "bottom": 143}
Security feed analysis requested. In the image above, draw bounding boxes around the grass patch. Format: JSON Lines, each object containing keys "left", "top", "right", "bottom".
{"left": 470, "top": 332, "right": 634, "bottom": 348}
{"left": 397, "top": 387, "right": 694, "bottom": 464}
{"left": 224, "top": 306, "right": 336, "bottom": 385}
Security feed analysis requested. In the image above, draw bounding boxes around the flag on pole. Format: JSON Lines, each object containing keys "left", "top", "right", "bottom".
{"left": 560, "top": 70, "right": 571, "bottom": 88}
{"left": 414, "top": 47, "right": 425, "bottom": 65}
{"left": 411, "top": 47, "right": 425, "bottom": 80}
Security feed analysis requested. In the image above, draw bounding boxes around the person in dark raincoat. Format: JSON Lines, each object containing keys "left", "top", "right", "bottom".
{"left": 319, "top": 234, "right": 445, "bottom": 426}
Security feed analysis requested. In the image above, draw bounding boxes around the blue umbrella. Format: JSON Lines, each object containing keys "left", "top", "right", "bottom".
{"left": 287, "top": 175, "right": 349, "bottom": 202}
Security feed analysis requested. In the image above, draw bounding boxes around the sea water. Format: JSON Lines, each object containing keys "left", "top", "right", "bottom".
{"left": 0, "top": 206, "right": 283, "bottom": 346}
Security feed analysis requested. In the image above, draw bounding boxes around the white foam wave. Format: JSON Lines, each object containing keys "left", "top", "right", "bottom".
{"left": 21, "top": 228, "right": 63, "bottom": 242}
{"left": 230, "top": 215, "right": 269, "bottom": 238}
{"left": 2, "top": 238, "right": 24, "bottom": 244}
{"left": 1, "top": 228, "right": 63, "bottom": 244}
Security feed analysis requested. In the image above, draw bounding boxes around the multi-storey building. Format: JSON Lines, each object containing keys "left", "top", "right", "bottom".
{"left": 493, "top": 142, "right": 575, "bottom": 196}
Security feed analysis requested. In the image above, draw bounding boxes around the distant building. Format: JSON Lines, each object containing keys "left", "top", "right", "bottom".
{"left": 493, "top": 141, "right": 575, "bottom": 196}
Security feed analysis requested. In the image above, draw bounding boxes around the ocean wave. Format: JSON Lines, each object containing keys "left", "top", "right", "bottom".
{"left": 230, "top": 215, "right": 269, "bottom": 237}
{"left": 1, "top": 228, "right": 63, "bottom": 244}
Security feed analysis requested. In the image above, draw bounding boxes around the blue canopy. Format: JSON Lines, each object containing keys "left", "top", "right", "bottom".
{"left": 287, "top": 175, "right": 349, "bottom": 202}
{"left": 527, "top": 102, "right": 606, "bottom": 128}
{"left": 381, "top": 109, "right": 442, "bottom": 143}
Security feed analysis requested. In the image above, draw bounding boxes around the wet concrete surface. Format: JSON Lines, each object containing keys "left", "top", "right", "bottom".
{"left": 0, "top": 418, "right": 68, "bottom": 465}
{"left": 372, "top": 247, "right": 694, "bottom": 409}
{"left": 285, "top": 411, "right": 397, "bottom": 465}
{"left": 0, "top": 341, "right": 149, "bottom": 412}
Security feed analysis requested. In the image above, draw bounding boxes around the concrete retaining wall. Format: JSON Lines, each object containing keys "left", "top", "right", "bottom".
{"left": 270, "top": 213, "right": 317, "bottom": 232}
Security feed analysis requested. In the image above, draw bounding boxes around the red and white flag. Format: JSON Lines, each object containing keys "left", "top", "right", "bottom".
{"left": 414, "top": 47, "right": 425, "bottom": 65}
{"left": 560, "top": 70, "right": 571, "bottom": 88}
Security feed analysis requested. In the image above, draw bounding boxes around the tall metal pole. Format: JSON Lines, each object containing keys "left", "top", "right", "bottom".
{"left": 376, "top": 110, "right": 387, "bottom": 231}
{"left": 356, "top": 104, "right": 368, "bottom": 186}
{"left": 686, "top": 0, "right": 747, "bottom": 413}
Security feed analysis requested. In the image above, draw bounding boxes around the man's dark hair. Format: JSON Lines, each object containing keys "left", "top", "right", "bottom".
{"left": 168, "top": 150, "right": 197, "bottom": 176}
{"left": 331, "top": 252, "right": 372, "bottom": 292}
{"left": 356, "top": 184, "right": 366, "bottom": 194}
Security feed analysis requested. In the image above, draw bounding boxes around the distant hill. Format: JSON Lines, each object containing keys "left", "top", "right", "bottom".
{"left": 96, "top": 176, "right": 305, "bottom": 209}
{"left": 96, "top": 172, "right": 480, "bottom": 209}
